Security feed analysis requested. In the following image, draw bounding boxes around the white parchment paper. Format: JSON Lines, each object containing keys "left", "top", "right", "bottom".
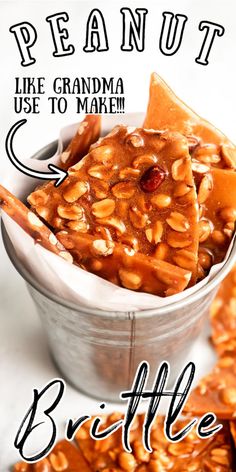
{"left": 2, "top": 114, "right": 235, "bottom": 311}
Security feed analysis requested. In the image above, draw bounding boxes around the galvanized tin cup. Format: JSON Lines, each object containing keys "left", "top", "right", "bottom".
{"left": 2, "top": 141, "right": 236, "bottom": 402}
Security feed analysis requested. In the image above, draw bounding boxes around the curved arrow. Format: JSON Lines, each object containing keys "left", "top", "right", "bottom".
{"left": 5, "top": 119, "right": 68, "bottom": 187}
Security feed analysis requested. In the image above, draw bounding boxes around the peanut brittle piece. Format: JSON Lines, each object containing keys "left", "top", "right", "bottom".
{"left": 60, "top": 115, "right": 101, "bottom": 169}
{"left": 143, "top": 73, "right": 234, "bottom": 153}
{"left": 184, "top": 355, "right": 236, "bottom": 419}
{"left": 75, "top": 413, "right": 233, "bottom": 471}
{"left": 143, "top": 73, "right": 236, "bottom": 275}
{"left": 198, "top": 168, "right": 236, "bottom": 275}
{"left": 28, "top": 126, "right": 199, "bottom": 285}
{"left": 0, "top": 184, "right": 72, "bottom": 263}
{"left": 57, "top": 230, "right": 191, "bottom": 296}
{"left": 210, "top": 265, "right": 236, "bottom": 355}
{"left": 229, "top": 421, "right": 236, "bottom": 448}
{"left": 13, "top": 440, "right": 92, "bottom": 471}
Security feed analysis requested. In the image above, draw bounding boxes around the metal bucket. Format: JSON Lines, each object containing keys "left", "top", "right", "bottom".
{"left": 2, "top": 141, "right": 236, "bottom": 402}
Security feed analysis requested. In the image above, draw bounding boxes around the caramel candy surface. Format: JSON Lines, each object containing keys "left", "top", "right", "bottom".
{"left": 0, "top": 184, "right": 72, "bottom": 263}
{"left": 184, "top": 355, "right": 236, "bottom": 419}
{"left": 143, "top": 73, "right": 236, "bottom": 274}
{"left": 13, "top": 415, "right": 234, "bottom": 471}
{"left": 143, "top": 73, "right": 234, "bottom": 150}
{"left": 210, "top": 265, "right": 236, "bottom": 355}
{"left": 57, "top": 230, "right": 192, "bottom": 296}
{"left": 28, "top": 126, "right": 199, "bottom": 289}
{"left": 75, "top": 413, "right": 233, "bottom": 471}
{"left": 13, "top": 440, "right": 92, "bottom": 471}
{"left": 60, "top": 115, "right": 101, "bottom": 169}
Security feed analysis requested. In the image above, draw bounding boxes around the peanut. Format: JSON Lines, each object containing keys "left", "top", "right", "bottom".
{"left": 49, "top": 451, "right": 68, "bottom": 471}
{"left": 91, "top": 199, "right": 115, "bottom": 218}
{"left": 92, "top": 239, "right": 115, "bottom": 257}
{"left": 197, "top": 174, "right": 212, "bottom": 204}
{"left": 119, "top": 269, "right": 142, "bottom": 290}
{"left": 57, "top": 204, "right": 84, "bottom": 221}
{"left": 166, "top": 212, "right": 190, "bottom": 232}
{"left": 145, "top": 221, "right": 163, "bottom": 244}
{"left": 151, "top": 194, "right": 171, "bottom": 208}
{"left": 221, "top": 144, "right": 236, "bottom": 169}
{"left": 118, "top": 451, "right": 137, "bottom": 471}
{"left": 112, "top": 181, "right": 136, "bottom": 199}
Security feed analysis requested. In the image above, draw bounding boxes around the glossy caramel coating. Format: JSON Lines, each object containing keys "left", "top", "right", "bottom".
{"left": 143, "top": 73, "right": 236, "bottom": 276}
{"left": 13, "top": 440, "right": 92, "bottom": 471}
{"left": 28, "top": 126, "right": 199, "bottom": 290}
{"left": 60, "top": 115, "right": 101, "bottom": 169}
{"left": 210, "top": 265, "right": 236, "bottom": 356}
{"left": 184, "top": 355, "right": 236, "bottom": 419}
{"left": 57, "top": 230, "right": 192, "bottom": 296}
{"left": 0, "top": 184, "right": 72, "bottom": 263}
{"left": 75, "top": 414, "right": 233, "bottom": 471}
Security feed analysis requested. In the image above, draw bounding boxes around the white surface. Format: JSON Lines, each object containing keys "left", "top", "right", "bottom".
{"left": 0, "top": 0, "right": 235, "bottom": 470}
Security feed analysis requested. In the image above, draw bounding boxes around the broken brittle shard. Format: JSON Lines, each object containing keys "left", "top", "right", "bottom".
{"left": 1, "top": 73, "right": 235, "bottom": 298}
{"left": 59, "top": 114, "right": 101, "bottom": 169}
{"left": 13, "top": 413, "right": 234, "bottom": 471}
{"left": 143, "top": 72, "right": 235, "bottom": 149}
{"left": 144, "top": 72, "right": 236, "bottom": 275}
{"left": 210, "top": 264, "right": 236, "bottom": 356}
{"left": 184, "top": 354, "right": 236, "bottom": 420}
{"left": 28, "top": 126, "right": 200, "bottom": 295}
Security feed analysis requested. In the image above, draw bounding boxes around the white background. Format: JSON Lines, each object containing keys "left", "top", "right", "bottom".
{"left": 0, "top": 0, "right": 235, "bottom": 470}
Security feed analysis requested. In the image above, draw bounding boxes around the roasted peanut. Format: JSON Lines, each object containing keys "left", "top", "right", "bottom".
{"left": 92, "top": 239, "right": 115, "bottom": 257}
{"left": 220, "top": 387, "right": 236, "bottom": 406}
{"left": 193, "top": 143, "right": 221, "bottom": 164}
{"left": 199, "top": 219, "right": 212, "bottom": 243}
{"left": 112, "top": 181, "right": 136, "bottom": 199}
{"left": 49, "top": 451, "right": 68, "bottom": 471}
{"left": 67, "top": 220, "right": 88, "bottom": 232}
{"left": 167, "top": 231, "right": 192, "bottom": 248}
{"left": 129, "top": 207, "right": 149, "bottom": 229}
{"left": 92, "top": 180, "right": 110, "bottom": 199}
{"left": 168, "top": 443, "right": 194, "bottom": 456}
{"left": 145, "top": 221, "right": 163, "bottom": 244}
{"left": 119, "top": 269, "right": 142, "bottom": 290}
{"left": 171, "top": 158, "right": 189, "bottom": 181}
{"left": 91, "top": 199, "right": 115, "bottom": 218}
{"left": 197, "top": 174, "right": 212, "bottom": 204}
{"left": 133, "top": 441, "right": 150, "bottom": 462}
{"left": 211, "top": 230, "right": 227, "bottom": 246}
{"left": 126, "top": 132, "right": 144, "bottom": 148}
{"left": 154, "top": 242, "right": 169, "bottom": 260}
{"left": 57, "top": 204, "right": 84, "bottom": 221}
{"left": 90, "top": 145, "right": 113, "bottom": 164}
{"left": 118, "top": 451, "right": 137, "bottom": 471}
{"left": 63, "top": 181, "right": 88, "bottom": 202}
{"left": 132, "top": 153, "right": 157, "bottom": 168}
{"left": 173, "top": 182, "right": 192, "bottom": 197}
{"left": 166, "top": 212, "right": 190, "bottom": 232}
{"left": 119, "top": 167, "right": 141, "bottom": 179}
{"left": 151, "top": 194, "right": 171, "bottom": 208}
{"left": 88, "top": 164, "right": 113, "bottom": 180}
{"left": 198, "top": 250, "right": 213, "bottom": 270}
{"left": 96, "top": 216, "right": 126, "bottom": 234}
{"left": 191, "top": 160, "right": 210, "bottom": 174}
{"left": 173, "top": 249, "right": 196, "bottom": 270}
{"left": 219, "top": 206, "right": 236, "bottom": 223}
{"left": 221, "top": 144, "right": 236, "bottom": 169}
{"left": 27, "top": 211, "right": 43, "bottom": 228}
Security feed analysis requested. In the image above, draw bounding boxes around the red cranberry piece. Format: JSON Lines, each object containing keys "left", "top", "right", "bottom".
{"left": 140, "top": 165, "right": 167, "bottom": 193}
